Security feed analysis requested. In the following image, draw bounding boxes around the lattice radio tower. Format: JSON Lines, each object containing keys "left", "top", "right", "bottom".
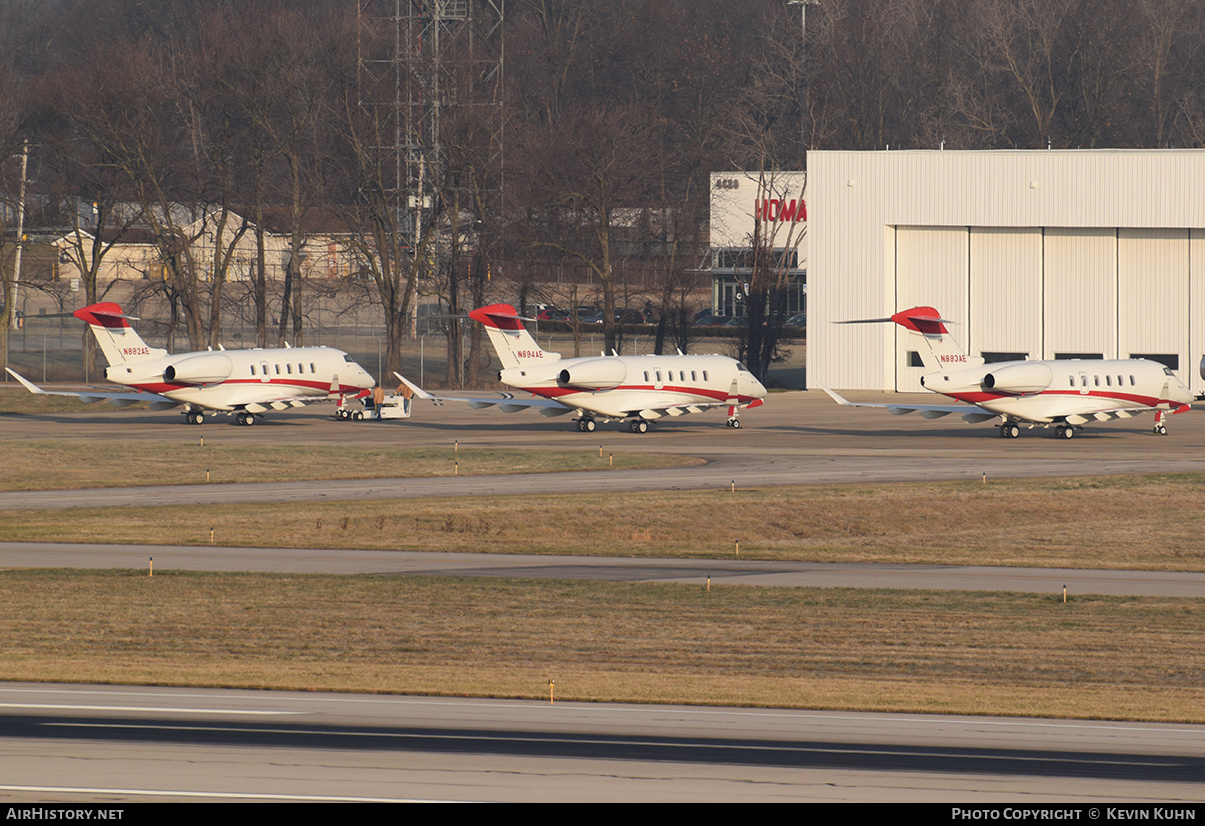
{"left": 357, "top": 0, "right": 505, "bottom": 249}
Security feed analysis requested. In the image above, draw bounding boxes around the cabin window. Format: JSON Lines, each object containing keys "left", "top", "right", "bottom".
{"left": 1094, "top": 375, "right": 1099, "bottom": 386}
{"left": 655, "top": 371, "right": 662, "bottom": 382}
{"left": 1130, "top": 375, "right": 1136, "bottom": 385}
{"left": 703, "top": 371, "right": 709, "bottom": 382}
{"left": 1117, "top": 375, "right": 1123, "bottom": 386}
{"left": 275, "top": 364, "right": 281, "bottom": 375}
{"left": 643, "top": 371, "right": 649, "bottom": 382}
{"left": 1106, "top": 375, "right": 1112, "bottom": 386}
{"left": 1067, "top": 376, "right": 1074, "bottom": 387}
{"left": 251, "top": 365, "right": 256, "bottom": 376}
{"left": 286, "top": 364, "right": 292, "bottom": 374}
{"left": 691, "top": 371, "right": 697, "bottom": 382}
{"left": 311, "top": 363, "right": 316, "bottom": 373}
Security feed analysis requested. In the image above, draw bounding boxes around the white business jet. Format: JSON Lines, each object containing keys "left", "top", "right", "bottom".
{"left": 821, "top": 306, "right": 1193, "bottom": 439}
{"left": 6, "top": 302, "right": 375, "bottom": 425}
{"left": 397, "top": 303, "right": 767, "bottom": 432}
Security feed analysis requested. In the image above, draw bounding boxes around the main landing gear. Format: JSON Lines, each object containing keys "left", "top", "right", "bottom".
{"left": 186, "top": 408, "right": 259, "bottom": 426}
{"left": 725, "top": 417, "right": 742, "bottom": 429}
{"left": 576, "top": 417, "right": 597, "bottom": 432}
{"left": 1002, "top": 421, "right": 1079, "bottom": 439}
{"left": 628, "top": 419, "right": 649, "bottom": 434}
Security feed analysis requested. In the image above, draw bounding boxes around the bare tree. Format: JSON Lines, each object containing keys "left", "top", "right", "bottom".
{"left": 1133, "top": 0, "right": 1205, "bottom": 147}
{"left": 521, "top": 104, "right": 656, "bottom": 355}
{"left": 225, "top": 4, "right": 345, "bottom": 347}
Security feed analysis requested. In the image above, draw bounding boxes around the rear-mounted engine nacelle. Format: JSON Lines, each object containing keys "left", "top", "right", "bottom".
{"left": 982, "top": 362, "right": 1053, "bottom": 396}
{"left": 499, "top": 364, "right": 561, "bottom": 388}
{"left": 163, "top": 353, "right": 233, "bottom": 385}
{"left": 557, "top": 358, "right": 627, "bottom": 390}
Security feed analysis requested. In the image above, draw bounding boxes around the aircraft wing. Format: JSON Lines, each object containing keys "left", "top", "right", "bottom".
{"left": 5, "top": 368, "right": 181, "bottom": 410}
{"left": 819, "top": 385, "right": 998, "bottom": 424}
{"left": 395, "top": 373, "right": 575, "bottom": 417}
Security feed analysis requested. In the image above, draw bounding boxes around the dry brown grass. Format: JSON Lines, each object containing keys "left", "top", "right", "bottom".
{"left": 3, "top": 569, "right": 1201, "bottom": 722}
{"left": 3, "top": 474, "right": 1205, "bottom": 570}
{"left": 0, "top": 439, "right": 697, "bottom": 490}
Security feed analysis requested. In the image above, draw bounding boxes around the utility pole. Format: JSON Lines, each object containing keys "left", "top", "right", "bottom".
{"left": 787, "top": 0, "right": 819, "bottom": 168}
{"left": 10, "top": 138, "right": 28, "bottom": 330}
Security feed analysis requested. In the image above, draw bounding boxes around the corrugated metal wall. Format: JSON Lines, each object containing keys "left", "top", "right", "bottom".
{"left": 894, "top": 227, "right": 968, "bottom": 391}
{"left": 1042, "top": 229, "right": 1116, "bottom": 359}
{"left": 809, "top": 151, "right": 1205, "bottom": 394}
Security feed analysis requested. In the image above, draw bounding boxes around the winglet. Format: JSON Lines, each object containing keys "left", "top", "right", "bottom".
{"left": 5, "top": 367, "right": 47, "bottom": 395}
{"left": 818, "top": 384, "right": 855, "bottom": 406}
{"left": 394, "top": 373, "right": 434, "bottom": 400}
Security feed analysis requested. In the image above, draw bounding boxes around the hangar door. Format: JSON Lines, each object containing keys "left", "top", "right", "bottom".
{"left": 894, "top": 226, "right": 1201, "bottom": 394}
{"left": 894, "top": 226, "right": 1041, "bottom": 392}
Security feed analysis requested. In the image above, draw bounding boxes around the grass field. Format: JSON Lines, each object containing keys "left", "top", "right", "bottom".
{"left": 2, "top": 569, "right": 1200, "bottom": 722}
{"left": 0, "top": 439, "right": 697, "bottom": 490}
{"left": 3, "top": 432, "right": 1201, "bottom": 721}
{"left": 3, "top": 474, "right": 1204, "bottom": 571}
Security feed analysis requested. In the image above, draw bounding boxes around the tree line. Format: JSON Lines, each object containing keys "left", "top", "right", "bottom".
{"left": 1, "top": 0, "right": 1203, "bottom": 383}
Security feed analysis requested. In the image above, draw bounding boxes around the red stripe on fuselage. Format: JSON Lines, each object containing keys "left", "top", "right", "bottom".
{"left": 127, "top": 378, "right": 366, "bottom": 394}
{"left": 519, "top": 384, "right": 753, "bottom": 403}
{"left": 950, "top": 389, "right": 1164, "bottom": 407}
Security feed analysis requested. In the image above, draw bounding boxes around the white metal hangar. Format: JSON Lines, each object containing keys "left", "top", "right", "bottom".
{"left": 807, "top": 150, "right": 1205, "bottom": 395}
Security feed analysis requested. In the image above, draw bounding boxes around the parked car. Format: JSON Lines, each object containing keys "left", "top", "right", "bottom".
{"left": 573, "top": 305, "right": 602, "bottom": 324}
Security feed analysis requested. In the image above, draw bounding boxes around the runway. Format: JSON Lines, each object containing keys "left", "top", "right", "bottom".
{"left": 1, "top": 683, "right": 1202, "bottom": 802}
